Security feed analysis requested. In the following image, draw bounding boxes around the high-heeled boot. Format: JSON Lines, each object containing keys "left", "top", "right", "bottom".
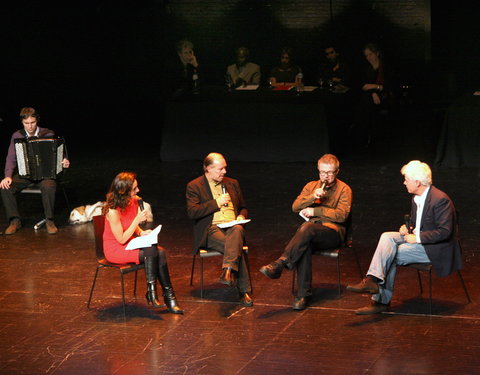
{"left": 144, "top": 256, "right": 163, "bottom": 308}
{"left": 158, "top": 263, "right": 184, "bottom": 314}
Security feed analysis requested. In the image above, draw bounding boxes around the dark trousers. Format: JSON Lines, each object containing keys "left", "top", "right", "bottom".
{"left": 282, "top": 222, "right": 340, "bottom": 297}
{"left": 1, "top": 175, "right": 56, "bottom": 221}
{"left": 207, "top": 224, "right": 251, "bottom": 293}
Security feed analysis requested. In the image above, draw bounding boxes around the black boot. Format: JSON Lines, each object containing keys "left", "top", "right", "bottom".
{"left": 158, "top": 264, "right": 184, "bottom": 314}
{"left": 144, "top": 256, "right": 163, "bottom": 308}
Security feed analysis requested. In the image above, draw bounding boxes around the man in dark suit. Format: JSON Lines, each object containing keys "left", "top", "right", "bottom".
{"left": 186, "top": 152, "right": 252, "bottom": 306}
{"left": 347, "top": 160, "right": 463, "bottom": 314}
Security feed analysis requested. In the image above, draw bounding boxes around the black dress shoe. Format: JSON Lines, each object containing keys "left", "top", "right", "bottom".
{"left": 259, "top": 260, "right": 285, "bottom": 279}
{"left": 219, "top": 267, "right": 236, "bottom": 286}
{"left": 239, "top": 292, "right": 253, "bottom": 307}
{"left": 293, "top": 296, "right": 308, "bottom": 311}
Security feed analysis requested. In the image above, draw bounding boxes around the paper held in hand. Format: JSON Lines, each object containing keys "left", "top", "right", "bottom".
{"left": 299, "top": 211, "right": 309, "bottom": 221}
{"left": 125, "top": 225, "right": 162, "bottom": 250}
{"left": 217, "top": 219, "right": 251, "bottom": 229}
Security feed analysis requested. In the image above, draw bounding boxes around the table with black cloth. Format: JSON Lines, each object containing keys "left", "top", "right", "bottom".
{"left": 435, "top": 93, "right": 480, "bottom": 168}
{"left": 160, "top": 85, "right": 338, "bottom": 162}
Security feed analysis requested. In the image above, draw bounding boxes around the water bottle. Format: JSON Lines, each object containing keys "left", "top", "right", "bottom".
{"left": 192, "top": 69, "right": 199, "bottom": 94}
{"left": 225, "top": 74, "right": 233, "bottom": 91}
{"left": 295, "top": 72, "right": 304, "bottom": 95}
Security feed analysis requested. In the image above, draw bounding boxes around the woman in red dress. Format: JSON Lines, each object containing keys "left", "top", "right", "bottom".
{"left": 102, "top": 171, "right": 183, "bottom": 314}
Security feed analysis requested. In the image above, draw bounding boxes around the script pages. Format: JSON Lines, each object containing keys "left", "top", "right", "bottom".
{"left": 125, "top": 225, "right": 162, "bottom": 250}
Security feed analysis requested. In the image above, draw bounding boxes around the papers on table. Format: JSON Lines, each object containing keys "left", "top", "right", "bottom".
{"left": 236, "top": 85, "right": 259, "bottom": 91}
{"left": 302, "top": 86, "right": 318, "bottom": 92}
{"left": 217, "top": 219, "right": 251, "bottom": 229}
{"left": 125, "top": 225, "right": 162, "bottom": 250}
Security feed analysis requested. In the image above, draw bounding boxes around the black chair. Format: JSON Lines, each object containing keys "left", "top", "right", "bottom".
{"left": 87, "top": 215, "right": 145, "bottom": 316}
{"left": 400, "top": 263, "right": 471, "bottom": 315}
{"left": 20, "top": 181, "right": 71, "bottom": 229}
{"left": 190, "top": 246, "right": 250, "bottom": 298}
{"left": 292, "top": 216, "right": 362, "bottom": 296}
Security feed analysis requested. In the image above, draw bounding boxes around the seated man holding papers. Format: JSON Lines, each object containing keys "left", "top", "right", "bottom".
{"left": 186, "top": 152, "right": 253, "bottom": 306}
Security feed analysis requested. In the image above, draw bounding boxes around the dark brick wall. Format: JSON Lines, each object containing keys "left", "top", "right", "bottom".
{"left": 163, "top": 0, "right": 431, "bottom": 86}
{"left": 1, "top": 0, "right": 479, "bottom": 139}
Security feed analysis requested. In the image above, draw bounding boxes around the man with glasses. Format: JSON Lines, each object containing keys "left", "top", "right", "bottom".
{"left": 260, "top": 154, "right": 352, "bottom": 310}
{"left": 347, "top": 160, "right": 462, "bottom": 314}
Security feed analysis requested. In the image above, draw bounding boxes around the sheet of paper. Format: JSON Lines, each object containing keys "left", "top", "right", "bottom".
{"left": 217, "top": 219, "right": 251, "bottom": 229}
{"left": 299, "top": 211, "right": 309, "bottom": 221}
{"left": 125, "top": 224, "right": 162, "bottom": 250}
{"left": 236, "top": 85, "right": 259, "bottom": 91}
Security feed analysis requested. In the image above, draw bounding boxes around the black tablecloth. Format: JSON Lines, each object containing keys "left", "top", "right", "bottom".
{"left": 435, "top": 93, "right": 480, "bottom": 168}
{"left": 160, "top": 86, "right": 333, "bottom": 162}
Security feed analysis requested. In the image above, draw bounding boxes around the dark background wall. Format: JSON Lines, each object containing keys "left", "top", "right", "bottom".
{"left": 0, "top": 0, "right": 478, "bottom": 153}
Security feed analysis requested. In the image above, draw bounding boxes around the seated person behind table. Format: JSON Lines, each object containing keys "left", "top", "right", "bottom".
{"left": 226, "top": 47, "right": 261, "bottom": 88}
{"left": 0, "top": 107, "right": 70, "bottom": 235}
{"left": 102, "top": 172, "right": 183, "bottom": 314}
{"left": 269, "top": 47, "right": 302, "bottom": 88}
{"left": 169, "top": 39, "right": 200, "bottom": 98}
{"left": 317, "top": 45, "right": 351, "bottom": 92}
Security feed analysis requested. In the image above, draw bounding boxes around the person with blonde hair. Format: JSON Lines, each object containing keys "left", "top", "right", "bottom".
{"left": 347, "top": 160, "right": 463, "bottom": 314}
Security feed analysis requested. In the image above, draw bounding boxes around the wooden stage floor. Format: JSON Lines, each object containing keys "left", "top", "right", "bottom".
{"left": 0, "top": 144, "right": 479, "bottom": 375}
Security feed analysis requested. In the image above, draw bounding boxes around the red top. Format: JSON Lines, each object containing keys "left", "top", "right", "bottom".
{"left": 103, "top": 199, "right": 141, "bottom": 264}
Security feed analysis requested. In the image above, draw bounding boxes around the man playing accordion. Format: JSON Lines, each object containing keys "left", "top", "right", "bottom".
{"left": 0, "top": 107, "right": 70, "bottom": 234}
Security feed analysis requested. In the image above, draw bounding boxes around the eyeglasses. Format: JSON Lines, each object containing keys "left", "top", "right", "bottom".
{"left": 319, "top": 170, "right": 337, "bottom": 176}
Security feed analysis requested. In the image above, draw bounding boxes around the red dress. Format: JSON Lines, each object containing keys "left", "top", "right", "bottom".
{"left": 103, "top": 199, "right": 141, "bottom": 264}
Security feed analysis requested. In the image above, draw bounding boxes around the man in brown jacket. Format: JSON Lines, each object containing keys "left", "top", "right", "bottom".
{"left": 260, "top": 154, "right": 352, "bottom": 310}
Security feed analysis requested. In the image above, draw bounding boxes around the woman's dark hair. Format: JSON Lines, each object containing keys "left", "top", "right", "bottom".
{"left": 102, "top": 172, "right": 137, "bottom": 215}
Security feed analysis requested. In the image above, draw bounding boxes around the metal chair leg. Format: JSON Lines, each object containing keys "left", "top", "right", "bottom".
{"left": 428, "top": 269, "right": 433, "bottom": 315}
{"left": 416, "top": 270, "right": 424, "bottom": 294}
{"left": 120, "top": 272, "right": 127, "bottom": 318}
{"left": 335, "top": 257, "right": 341, "bottom": 295}
{"left": 200, "top": 257, "right": 204, "bottom": 299}
{"left": 190, "top": 255, "right": 196, "bottom": 286}
{"left": 457, "top": 270, "right": 471, "bottom": 303}
{"left": 133, "top": 270, "right": 138, "bottom": 297}
{"left": 87, "top": 266, "right": 101, "bottom": 308}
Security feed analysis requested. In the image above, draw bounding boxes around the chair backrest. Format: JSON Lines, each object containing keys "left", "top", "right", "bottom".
{"left": 93, "top": 215, "right": 106, "bottom": 260}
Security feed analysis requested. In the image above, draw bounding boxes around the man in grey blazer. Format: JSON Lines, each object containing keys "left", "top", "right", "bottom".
{"left": 347, "top": 160, "right": 463, "bottom": 314}
{"left": 186, "top": 152, "right": 252, "bottom": 306}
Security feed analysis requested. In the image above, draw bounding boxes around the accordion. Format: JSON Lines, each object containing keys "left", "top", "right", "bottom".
{"left": 14, "top": 137, "right": 66, "bottom": 180}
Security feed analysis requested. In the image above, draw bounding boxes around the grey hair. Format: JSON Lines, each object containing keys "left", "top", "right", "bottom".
{"left": 401, "top": 160, "right": 432, "bottom": 186}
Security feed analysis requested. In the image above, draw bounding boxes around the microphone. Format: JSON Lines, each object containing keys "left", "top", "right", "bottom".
{"left": 320, "top": 181, "right": 326, "bottom": 190}
{"left": 138, "top": 197, "right": 144, "bottom": 211}
{"left": 404, "top": 214, "right": 412, "bottom": 234}
{"left": 221, "top": 184, "right": 228, "bottom": 207}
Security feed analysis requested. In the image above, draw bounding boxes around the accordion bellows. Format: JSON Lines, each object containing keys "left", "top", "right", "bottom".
{"left": 14, "top": 137, "right": 65, "bottom": 180}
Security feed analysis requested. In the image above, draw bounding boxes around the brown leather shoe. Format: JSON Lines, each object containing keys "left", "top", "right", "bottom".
{"left": 259, "top": 260, "right": 284, "bottom": 279}
{"left": 346, "top": 276, "right": 379, "bottom": 294}
{"left": 355, "top": 301, "right": 389, "bottom": 315}
{"left": 239, "top": 292, "right": 253, "bottom": 307}
{"left": 293, "top": 296, "right": 309, "bottom": 311}
{"left": 219, "top": 267, "right": 236, "bottom": 286}
{"left": 46, "top": 220, "right": 58, "bottom": 235}
{"left": 5, "top": 218, "right": 21, "bottom": 235}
